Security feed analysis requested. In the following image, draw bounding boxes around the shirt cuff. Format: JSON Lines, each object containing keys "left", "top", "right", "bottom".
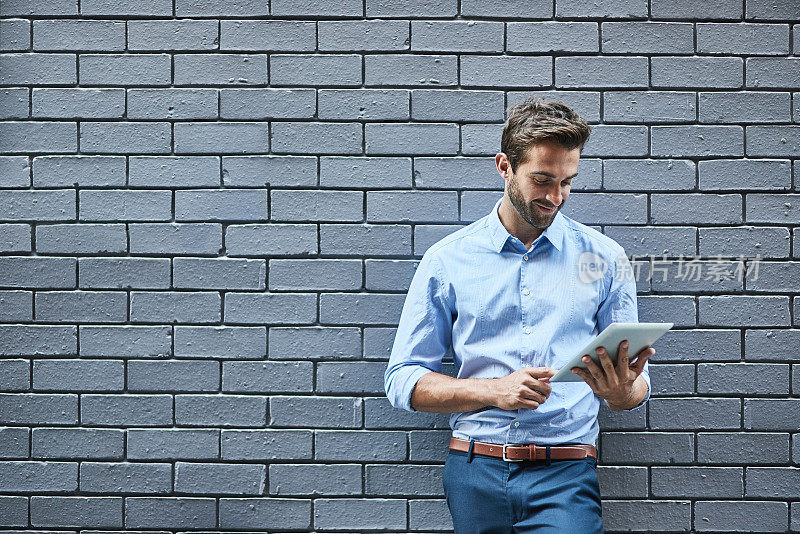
{"left": 627, "top": 372, "right": 651, "bottom": 412}
{"left": 386, "top": 365, "right": 435, "bottom": 413}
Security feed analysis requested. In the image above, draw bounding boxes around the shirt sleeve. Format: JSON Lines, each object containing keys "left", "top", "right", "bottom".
{"left": 384, "top": 250, "right": 454, "bottom": 413}
{"left": 595, "top": 248, "right": 650, "bottom": 411}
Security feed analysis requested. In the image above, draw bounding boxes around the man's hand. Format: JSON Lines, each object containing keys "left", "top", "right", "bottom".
{"left": 490, "top": 367, "right": 558, "bottom": 411}
{"left": 571, "top": 340, "right": 654, "bottom": 408}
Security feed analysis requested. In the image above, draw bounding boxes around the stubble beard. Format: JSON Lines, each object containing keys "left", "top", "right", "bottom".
{"left": 507, "top": 172, "right": 563, "bottom": 230}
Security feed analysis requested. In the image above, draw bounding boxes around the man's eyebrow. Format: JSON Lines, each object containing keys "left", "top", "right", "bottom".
{"left": 528, "top": 171, "right": 579, "bottom": 179}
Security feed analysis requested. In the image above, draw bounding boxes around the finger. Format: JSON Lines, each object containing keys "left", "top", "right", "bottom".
{"left": 525, "top": 379, "right": 551, "bottom": 397}
{"left": 597, "top": 346, "right": 618, "bottom": 386}
{"left": 520, "top": 387, "right": 546, "bottom": 404}
{"left": 616, "top": 339, "right": 629, "bottom": 374}
{"left": 524, "top": 367, "right": 558, "bottom": 379}
{"left": 582, "top": 352, "right": 608, "bottom": 390}
{"left": 632, "top": 347, "right": 655, "bottom": 374}
{"left": 571, "top": 367, "right": 598, "bottom": 392}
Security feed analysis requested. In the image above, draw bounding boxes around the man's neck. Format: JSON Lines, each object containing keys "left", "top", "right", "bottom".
{"left": 498, "top": 198, "right": 544, "bottom": 250}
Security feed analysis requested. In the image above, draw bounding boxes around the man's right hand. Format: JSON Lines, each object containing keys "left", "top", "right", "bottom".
{"left": 490, "top": 367, "right": 558, "bottom": 411}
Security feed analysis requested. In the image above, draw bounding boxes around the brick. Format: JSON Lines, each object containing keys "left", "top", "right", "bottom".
{"left": 127, "top": 429, "right": 219, "bottom": 460}
{"left": 173, "top": 257, "right": 266, "bottom": 290}
{"left": 582, "top": 125, "right": 648, "bottom": 157}
{"left": 0, "top": 427, "right": 29, "bottom": 458}
{"left": 174, "top": 53, "right": 267, "bottom": 85}
{"left": 365, "top": 54, "right": 457, "bottom": 86}
{"left": 697, "top": 432, "right": 789, "bottom": 464}
{"left": 747, "top": 58, "right": 800, "bottom": 88}
{"left": 174, "top": 122, "right": 269, "bottom": 154}
{"left": 410, "top": 499, "right": 454, "bottom": 530}
{"left": 175, "top": 0, "right": 267, "bottom": 16}
{"left": 80, "top": 190, "right": 171, "bottom": 222}
{"left": 0, "top": 495, "right": 27, "bottom": 526}
{"left": 649, "top": 398, "right": 741, "bottom": 430}
{"left": 699, "top": 363, "right": 789, "bottom": 395}
{"left": 272, "top": 121, "right": 362, "bottom": 155}
{"left": 220, "top": 20, "right": 315, "bottom": 51}
{"left": 269, "top": 464, "right": 361, "bottom": 495}
{"left": 269, "top": 326, "right": 361, "bottom": 360}
{"left": 33, "top": 155, "right": 125, "bottom": 187}
{"left": 460, "top": 123, "right": 501, "bottom": 155}
{"left": 269, "top": 259, "right": 361, "bottom": 291}
{"left": 366, "top": 464, "right": 442, "bottom": 496}
{"left": 79, "top": 258, "right": 168, "bottom": 290}
{"left": 746, "top": 193, "right": 800, "bottom": 223}
{"left": 128, "top": 360, "right": 220, "bottom": 392}
{"left": 0, "top": 155, "right": 30, "bottom": 186}
{"left": 556, "top": 0, "right": 646, "bottom": 18}
{"left": 221, "top": 88, "right": 314, "bottom": 120}
{"left": 465, "top": 56, "right": 552, "bottom": 87}
{"left": 561, "top": 192, "right": 647, "bottom": 225}
{"left": 270, "top": 396, "right": 362, "bottom": 428}
{"left": 175, "top": 189, "right": 267, "bottom": 221}
{"left": 223, "top": 155, "right": 316, "bottom": 187}
{"left": 226, "top": 223, "right": 316, "bottom": 256}
{"left": 317, "top": 362, "right": 386, "bottom": 394}
{"left": 81, "top": 394, "right": 172, "bottom": 427}
{"left": 272, "top": 0, "right": 361, "bottom": 16}
{"left": 652, "top": 467, "right": 743, "bottom": 498}
{"left": 747, "top": 125, "right": 800, "bottom": 157}
{"left": 315, "top": 430, "right": 407, "bottom": 462}
{"left": 746, "top": 0, "right": 800, "bottom": 19}
{"left": 33, "top": 20, "right": 124, "bottom": 51}
{"left": 219, "top": 498, "right": 311, "bottom": 529}
{"left": 223, "top": 361, "right": 313, "bottom": 393}
{"left": 319, "top": 89, "right": 409, "bottom": 121}
{"left": 128, "top": 88, "right": 218, "bottom": 120}
{"left": 698, "top": 159, "right": 791, "bottom": 191}
{"left": 270, "top": 54, "right": 361, "bottom": 86}
{"left": 556, "top": 56, "right": 647, "bottom": 88}
{"left": 1, "top": 0, "right": 77, "bottom": 14}
{"left": 0, "top": 53, "right": 76, "bottom": 85}
{"left": 35, "top": 291, "right": 124, "bottom": 324}
{"left": 32, "top": 88, "right": 124, "bottom": 119}
{"left": 745, "top": 399, "right": 800, "bottom": 431}
{"left": 411, "top": 21, "right": 503, "bottom": 52}
{"left": 175, "top": 395, "right": 266, "bottom": 427}
{"left": 81, "top": 0, "right": 170, "bottom": 15}
{"left": 0, "top": 358, "right": 29, "bottom": 390}
{"left": 507, "top": 22, "right": 597, "bottom": 53}
{"left": 0, "top": 19, "right": 30, "bottom": 52}
{"left": 79, "top": 325, "right": 171, "bottom": 358}
{"left": 313, "top": 498, "right": 406, "bottom": 530}
{"left": 320, "top": 20, "right": 408, "bottom": 51}
{"left": 651, "top": 0, "right": 741, "bottom": 19}
{"left": 652, "top": 57, "right": 743, "bottom": 89}
{"left": 746, "top": 467, "right": 800, "bottom": 498}
{"left": 36, "top": 223, "right": 126, "bottom": 253}
{"left": 0, "top": 461, "right": 77, "bottom": 492}
{"left": 413, "top": 157, "right": 500, "bottom": 190}
{"left": 29, "top": 496, "right": 122, "bottom": 527}
{"left": 174, "top": 325, "right": 267, "bottom": 358}
{"left": 409, "top": 430, "right": 451, "bottom": 462}
{"left": 0, "top": 393, "right": 78, "bottom": 425}
{"left": 175, "top": 461, "right": 265, "bottom": 495}
{"left": 224, "top": 292, "right": 316, "bottom": 324}
{"left": 33, "top": 359, "right": 123, "bottom": 392}
{"left": 81, "top": 122, "right": 170, "bottom": 154}
{"left": 600, "top": 432, "right": 694, "bottom": 465}
{"left": 128, "top": 19, "right": 218, "bottom": 51}
{"left": 412, "top": 89, "right": 503, "bottom": 123}
{"left": 124, "top": 497, "right": 216, "bottom": 528}
{"left": 594, "top": 501, "right": 691, "bottom": 532}
{"left": 221, "top": 429, "right": 313, "bottom": 460}
{"left": 365, "top": 397, "right": 450, "bottom": 430}
{"left": 271, "top": 190, "right": 363, "bottom": 222}
{"left": 80, "top": 54, "right": 170, "bottom": 86}
{"left": 597, "top": 466, "right": 648, "bottom": 498}
{"left": 699, "top": 295, "right": 790, "bottom": 327}
{"left": 601, "top": 22, "right": 694, "bottom": 54}
{"left": 694, "top": 501, "right": 787, "bottom": 532}
{"left": 604, "top": 159, "right": 695, "bottom": 191}
{"left": 604, "top": 92, "right": 696, "bottom": 123}
{"left": 0, "top": 121, "right": 77, "bottom": 153}
{"left": 368, "top": 0, "right": 457, "bottom": 17}
{"left": 0, "top": 225, "right": 30, "bottom": 253}
{"left": 0, "top": 88, "right": 29, "bottom": 119}
{"left": 320, "top": 156, "right": 411, "bottom": 189}
{"left": 320, "top": 293, "right": 405, "bottom": 325}
{"left": 367, "top": 190, "right": 458, "bottom": 222}
{"left": 366, "top": 259, "right": 418, "bottom": 291}
{"left": 745, "top": 329, "right": 800, "bottom": 362}
{"left": 80, "top": 461, "right": 171, "bottom": 494}
{"left": 0, "top": 325, "right": 76, "bottom": 356}
{"left": 320, "top": 224, "right": 412, "bottom": 256}
{"left": 366, "top": 123, "right": 459, "bottom": 155}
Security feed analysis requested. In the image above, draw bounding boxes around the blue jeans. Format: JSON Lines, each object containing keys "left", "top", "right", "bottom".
{"left": 442, "top": 446, "right": 603, "bottom": 533}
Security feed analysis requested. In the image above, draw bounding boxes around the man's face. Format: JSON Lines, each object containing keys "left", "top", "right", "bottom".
{"left": 503, "top": 141, "right": 580, "bottom": 229}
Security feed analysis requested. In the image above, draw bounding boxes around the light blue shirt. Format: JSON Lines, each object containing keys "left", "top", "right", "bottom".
{"left": 384, "top": 196, "right": 650, "bottom": 447}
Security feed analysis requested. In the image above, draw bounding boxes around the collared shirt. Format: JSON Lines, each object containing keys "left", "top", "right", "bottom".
{"left": 384, "top": 196, "right": 650, "bottom": 447}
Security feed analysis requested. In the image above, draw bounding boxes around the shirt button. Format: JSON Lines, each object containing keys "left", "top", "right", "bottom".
{"left": 523, "top": 255, "right": 528, "bottom": 261}
{"left": 523, "top": 288, "right": 530, "bottom": 296}
{"left": 524, "top": 327, "right": 531, "bottom": 335}
{"left": 514, "top": 422, "right": 520, "bottom": 427}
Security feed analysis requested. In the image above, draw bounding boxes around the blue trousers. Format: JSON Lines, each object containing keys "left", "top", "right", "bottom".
{"left": 442, "top": 445, "right": 603, "bottom": 533}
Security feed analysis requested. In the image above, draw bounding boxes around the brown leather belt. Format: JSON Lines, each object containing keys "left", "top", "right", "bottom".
{"left": 449, "top": 437, "right": 597, "bottom": 462}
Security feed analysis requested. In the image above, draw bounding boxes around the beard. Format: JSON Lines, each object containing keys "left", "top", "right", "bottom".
{"left": 506, "top": 173, "right": 564, "bottom": 229}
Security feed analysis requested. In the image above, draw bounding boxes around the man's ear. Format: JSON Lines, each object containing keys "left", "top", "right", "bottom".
{"left": 495, "top": 152, "right": 512, "bottom": 182}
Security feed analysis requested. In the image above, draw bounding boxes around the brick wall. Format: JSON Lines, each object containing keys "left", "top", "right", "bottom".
{"left": 1, "top": 0, "right": 799, "bottom": 531}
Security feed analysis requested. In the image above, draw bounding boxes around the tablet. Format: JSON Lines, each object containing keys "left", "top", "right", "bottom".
{"left": 549, "top": 322, "right": 674, "bottom": 383}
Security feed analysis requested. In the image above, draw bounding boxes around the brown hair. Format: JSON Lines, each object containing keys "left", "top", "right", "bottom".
{"left": 501, "top": 97, "right": 592, "bottom": 173}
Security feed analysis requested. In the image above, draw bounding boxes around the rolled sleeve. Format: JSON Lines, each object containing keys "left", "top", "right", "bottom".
{"left": 384, "top": 251, "right": 453, "bottom": 413}
{"left": 596, "top": 247, "right": 650, "bottom": 411}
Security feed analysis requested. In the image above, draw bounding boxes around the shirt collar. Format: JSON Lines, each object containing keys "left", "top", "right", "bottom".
{"left": 487, "top": 196, "right": 566, "bottom": 254}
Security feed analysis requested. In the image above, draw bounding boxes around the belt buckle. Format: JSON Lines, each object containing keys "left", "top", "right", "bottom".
{"left": 502, "top": 443, "right": 527, "bottom": 462}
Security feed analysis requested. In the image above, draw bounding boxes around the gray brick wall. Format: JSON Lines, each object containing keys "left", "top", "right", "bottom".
{"left": 0, "top": 0, "right": 798, "bottom": 532}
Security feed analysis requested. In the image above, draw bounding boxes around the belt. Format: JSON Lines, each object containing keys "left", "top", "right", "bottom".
{"left": 449, "top": 437, "right": 597, "bottom": 462}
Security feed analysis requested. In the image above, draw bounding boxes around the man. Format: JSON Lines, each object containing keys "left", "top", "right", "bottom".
{"left": 384, "top": 97, "right": 655, "bottom": 533}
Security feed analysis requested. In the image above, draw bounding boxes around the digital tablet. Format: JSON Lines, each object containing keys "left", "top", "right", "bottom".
{"left": 549, "top": 322, "right": 674, "bottom": 383}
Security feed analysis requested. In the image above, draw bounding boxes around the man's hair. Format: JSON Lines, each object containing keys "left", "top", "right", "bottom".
{"left": 501, "top": 97, "right": 592, "bottom": 173}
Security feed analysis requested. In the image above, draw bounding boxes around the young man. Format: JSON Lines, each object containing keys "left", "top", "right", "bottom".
{"left": 384, "top": 97, "right": 655, "bottom": 533}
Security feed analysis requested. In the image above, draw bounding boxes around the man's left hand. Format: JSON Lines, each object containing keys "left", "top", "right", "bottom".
{"left": 571, "top": 339, "right": 654, "bottom": 407}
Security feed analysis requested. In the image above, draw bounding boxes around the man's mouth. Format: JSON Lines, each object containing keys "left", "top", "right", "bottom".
{"left": 536, "top": 202, "right": 557, "bottom": 214}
